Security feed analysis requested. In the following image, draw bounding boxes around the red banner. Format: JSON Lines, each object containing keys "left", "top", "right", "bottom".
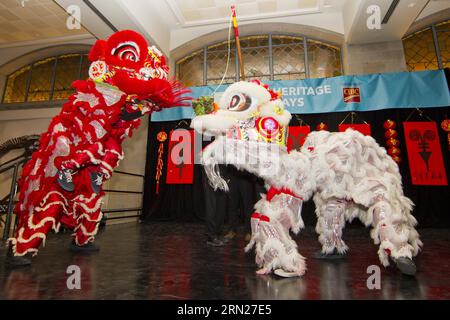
{"left": 403, "top": 122, "right": 448, "bottom": 186}
{"left": 287, "top": 126, "right": 310, "bottom": 152}
{"left": 339, "top": 123, "right": 371, "bottom": 136}
{"left": 166, "top": 129, "right": 194, "bottom": 184}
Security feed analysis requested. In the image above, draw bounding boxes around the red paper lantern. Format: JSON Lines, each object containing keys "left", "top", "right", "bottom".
{"left": 442, "top": 119, "right": 450, "bottom": 131}
{"left": 391, "top": 155, "right": 402, "bottom": 163}
{"left": 316, "top": 122, "right": 328, "bottom": 131}
{"left": 440, "top": 119, "right": 450, "bottom": 151}
{"left": 388, "top": 147, "right": 401, "bottom": 156}
{"left": 386, "top": 138, "right": 400, "bottom": 147}
{"left": 157, "top": 131, "right": 168, "bottom": 142}
{"left": 383, "top": 119, "right": 396, "bottom": 130}
{"left": 384, "top": 129, "right": 398, "bottom": 139}
{"left": 383, "top": 120, "right": 401, "bottom": 163}
{"left": 155, "top": 131, "right": 167, "bottom": 194}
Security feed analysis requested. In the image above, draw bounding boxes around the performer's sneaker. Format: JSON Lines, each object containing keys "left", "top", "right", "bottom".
{"left": 394, "top": 257, "right": 416, "bottom": 276}
{"left": 5, "top": 255, "right": 32, "bottom": 268}
{"left": 274, "top": 269, "right": 300, "bottom": 278}
{"left": 90, "top": 171, "right": 104, "bottom": 194}
{"left": 57, "top": 169, "right": 75, "bottom": 192}
{"left": 224, "top": 230, "right": 236, "bottom": 241}
{"left": 70, "top": 241, "right": 100, "bottom": 253}
{"left": 5, "top": 248, "right": 32, "bottom": 268}
{"left": 206, "top": 237, "right": 225, "bottom": 247}
{"left": 313, "top": 248, "right": 347, "bottom": 260}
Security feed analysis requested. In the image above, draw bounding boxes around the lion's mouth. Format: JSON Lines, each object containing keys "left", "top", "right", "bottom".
{"left": 112, "top": 66, "right": 152, "bottom": 81}
{"left": 112, "top": 66, "right": 135, "bottom": 73}
{"left": 190, "top": 114, "right": 238, "bottom": 137}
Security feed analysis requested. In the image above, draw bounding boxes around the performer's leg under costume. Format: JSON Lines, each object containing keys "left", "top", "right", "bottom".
{"left": 11, "top": 174, "right": 104, "bottom": 257}
{"left": 314, "top": 195, "right": 348, "bottom": 255}
{"left": 313, "top": 185, "right": 421, "bottom": 273}
{"left": 10, "top": 189, "right": 67, "bottom": 256}
{"left": 61, "top": 138, "right": 124, "bottom": 180}
{"left": 227, "top": 167, "right": 255, "bottom": 233}
{"left": 99, "top": 138, "right": 124, "bottom": 178}
{"left": 366, "top": 186, "right": 421, "bottom": 268}
{"left": 246, "top": 190, "right": 306, "bottom": 276}
{"left": 72, "top": 192, "right": 104, "bottom": 246}
{"left": 202, "top": 166, "right": 227, "bottom": 240}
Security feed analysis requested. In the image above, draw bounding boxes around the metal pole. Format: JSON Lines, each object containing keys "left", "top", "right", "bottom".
{"left": 269, "top": 34, "right": 274, "bottom": 81}
{"left": 3, "top": 163, "right": 19, "bottom": 240}
{"left": 431, "top": 25, "right": 443, "bottom": 69}
{"left": 203, "top": 46, "right": 208, "bottom": 86}
{"left": 78, "top": 54, "right": 84, "bottom": 79}
{"left": 49, "top": 57, "right": 58, "bottom": 101}
{"left": 304, "top": 37, "right": 310, "bottom": 78}
{"left": 24, "top": 64, "right": 33, "bottom": 102}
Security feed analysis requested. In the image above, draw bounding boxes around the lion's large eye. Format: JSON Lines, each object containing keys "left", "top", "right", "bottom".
{"left": 112, "top": 42, "right": 140, "bottom": 63}
{"left": 122, "top": 51, "right": 137, "bottom": 61}
{"left": 228, "top": 93, "right": 253, "bottom": 112}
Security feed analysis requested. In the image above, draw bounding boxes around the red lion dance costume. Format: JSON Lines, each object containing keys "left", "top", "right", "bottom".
{"left": 6, "top": 30, "right": 189, "bottom": 266}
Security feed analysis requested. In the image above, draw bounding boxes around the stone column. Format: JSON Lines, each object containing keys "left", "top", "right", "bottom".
{"left": 342, "top": 40, "right": 407, "bottom": 75}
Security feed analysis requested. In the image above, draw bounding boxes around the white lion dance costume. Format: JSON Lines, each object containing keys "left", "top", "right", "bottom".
{"left": 191, "top": 80, "right": 422, "bottom": 277}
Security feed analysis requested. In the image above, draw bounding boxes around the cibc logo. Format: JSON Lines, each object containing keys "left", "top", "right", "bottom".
{"left": 343, "top": 87, "right": 361, "bottom": 103}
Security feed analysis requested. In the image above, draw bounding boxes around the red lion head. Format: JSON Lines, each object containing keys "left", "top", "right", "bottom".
{"left": 87, "top": 30, "right": 189, "bottom": 108}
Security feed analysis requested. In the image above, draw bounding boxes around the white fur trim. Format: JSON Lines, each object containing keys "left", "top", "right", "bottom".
{"left": 73, "top": 223, "right": 100, "bottom": 237}
{"left": 39, "top": 191, "right": 68, "bottom": 207}
{"left": 8, "top": 236, "right": 39, "bottom": 257}
{"left": 259, "top": 100, "right": 292, "bottom": 126}
{"left": 73, "top": 196, "right": 104, "bottom": 214}
{"left": 190, "top": 114, "right": 237, "bottom": 135}
{"left": 106, "top": 149, "right": 124, "bottom": 160}
{"left": 77, "top": 211, "right": 103, "bottom": 223}
{"left": 76, "top": 149, "right": 101, "bottom": 164}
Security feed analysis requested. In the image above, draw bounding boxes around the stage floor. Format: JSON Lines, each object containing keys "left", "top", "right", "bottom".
{"left": 0, "top": 222, "right": 449, "bottom": 300}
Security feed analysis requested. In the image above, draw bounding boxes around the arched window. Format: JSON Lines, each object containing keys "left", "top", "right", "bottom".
{"left": 176, "top": 34, "right": 342, "bottom": 87}
{"left": 403, "top": 20, "right": 449, "bottom": 71}
{"left": 2, "top": 53, "right": 89, "bottom": 104}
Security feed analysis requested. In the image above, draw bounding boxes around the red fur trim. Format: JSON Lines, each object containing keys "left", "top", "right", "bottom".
{"left": 112, "top": 71, "right": 191, "bottom": 108}
{"left": 146, "top": 79, "right": 191, "bottom": 108}
{"left": 266, "top": 186, "right": 302, "bottom": 202}
{"left": 251, "top": 212, "right": 261, "bottom": 219}
{"left": 88, "top": 40, "right": 107, "bottom": 62}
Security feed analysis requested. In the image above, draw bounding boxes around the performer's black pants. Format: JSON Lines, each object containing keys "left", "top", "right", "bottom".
{"left": 227, "top": 166, "right": 258, "bottom": 233}
{"left": 202, "top": 165, "right": 228, "bottom": 240}
{"left": 254, "top": 177, "right": 266, "bottom": 202}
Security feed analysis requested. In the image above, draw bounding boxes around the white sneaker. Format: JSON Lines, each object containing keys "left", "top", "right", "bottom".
{"left": 274, "top": 268, "right": 300, "bottom": 278}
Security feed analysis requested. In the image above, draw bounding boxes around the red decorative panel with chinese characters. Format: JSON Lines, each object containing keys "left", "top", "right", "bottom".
{"left": 403, "top": 122, "right": 447, "bottom": 186}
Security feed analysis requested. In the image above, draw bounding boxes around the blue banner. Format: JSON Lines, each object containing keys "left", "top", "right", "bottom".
{"left": 151, "top": 70, "right": 450, "bottom": 122}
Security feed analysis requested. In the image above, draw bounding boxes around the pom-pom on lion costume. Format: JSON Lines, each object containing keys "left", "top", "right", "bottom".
{"left": 6, "top": 30, "right": 190, "bottom": 267}
{"left": 191, "top": 80, "right": 421, "bottom": 277}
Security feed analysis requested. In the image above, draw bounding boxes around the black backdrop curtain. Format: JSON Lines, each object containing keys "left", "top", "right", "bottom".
{"left": 142, "top": 71, "right": 450, "bottom": 228}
